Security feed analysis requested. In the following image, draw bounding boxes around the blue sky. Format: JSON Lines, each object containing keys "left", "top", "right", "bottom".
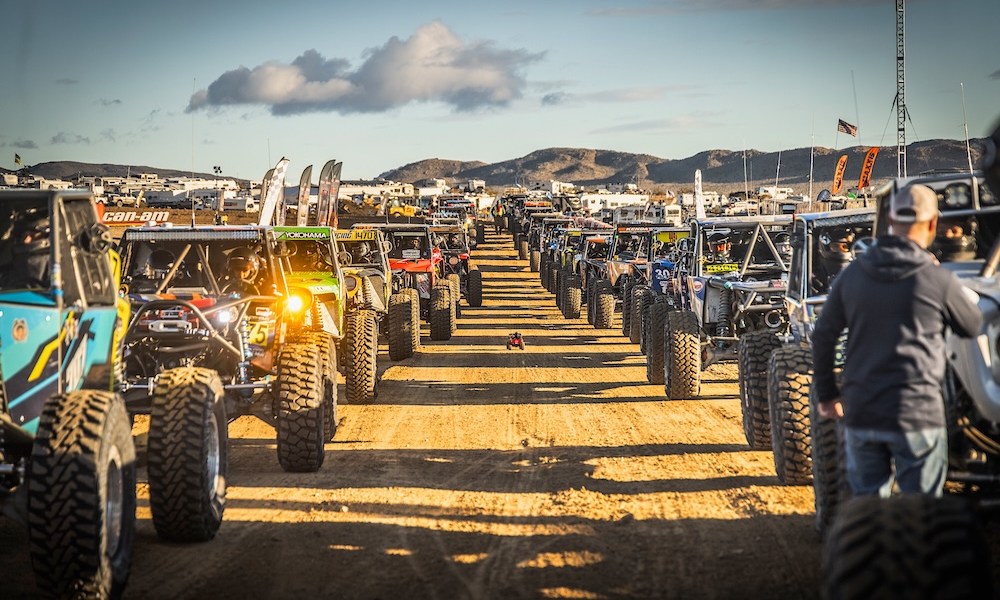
{"left": 2, "top": 0, "right": 998, "bottom": 181}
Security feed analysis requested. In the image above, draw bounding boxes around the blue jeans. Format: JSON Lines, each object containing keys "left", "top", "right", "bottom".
{"left": 843, "top": 426, "right": 948, "bottom": 497}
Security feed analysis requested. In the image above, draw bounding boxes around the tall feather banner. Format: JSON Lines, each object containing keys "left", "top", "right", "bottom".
{"left": 831, "top": 155, "right": 848, "bottom": 196}
{"left": 857, "top": 147, "right": 879, "bottom": 190}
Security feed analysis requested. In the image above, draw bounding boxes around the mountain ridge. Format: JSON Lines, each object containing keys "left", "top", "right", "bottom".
{"left": 6, "top": 139, "right": 986, "bottom": 195}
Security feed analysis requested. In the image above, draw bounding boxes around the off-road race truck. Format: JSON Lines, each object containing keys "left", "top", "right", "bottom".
{"left": 1, "top": 190, "right": 136, "bottom": 598}
{"left": 760, "top": 209, "right": 874, "bottom": 488}
{"left": 118, "top": 224, "right": 334, "bottom": 542}
{"left": 606, "top": 227, "right": 688, "bottom": 381}
{"left": 514, "top": 204, "right": 556, "bottom": 259}
{"left": 335, "top": 227, "right": 392, "bottom": 401}
{"left": 579, "top": 234, "right": 616, "bottom": 328}
{"left": 271, "top": 225, "right": 385, "bottom": 405}
{"left": 349, "top": 220, "right": 457, "bottom": 345}
{"left": 524, "top": 211, "right": 564, "bottom": 271}
{"left": 430, "top": 224, "right": 484, "bottom": 308}
{"left": 536, "top": 216, "right": 574, "bottom": 290}
{"left": 822, "top": 172, "right": 1000, "bottom": 597}
{"left": 659, "top": 215, "right": 793, "bottom": 401}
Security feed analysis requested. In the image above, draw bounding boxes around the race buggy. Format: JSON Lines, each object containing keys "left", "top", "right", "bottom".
{"left": 430, "top": 224, "right": 484, "bottom": 308}
{"left": 349, "top": 220, "right": 457, "bottom": 346}
{"left": 117, "top": 224, "right": 335, "bottom": 542}
{"left": 822, "top": 172, "right": 1000, "bottom": 597}
{"left": 763, "top": 209, "right": 873, "bottom": 489}
{"left": 0, "top": 190, "right": 136, "bottom": 597}
{"left": 335, "top": 227, "right": 393, "bottom": 401}
{"left": 661, "top": 215, "right": 793, "bottom": 401}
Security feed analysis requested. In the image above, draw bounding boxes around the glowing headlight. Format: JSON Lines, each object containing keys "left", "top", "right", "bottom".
{"left": 214, "top": 307, "right": 238, "bottom": 325}
{"left": 286, "top": 294, "right": 307, "bottom": 313}
{"left": 449, "top": 257, "right": 459, "bottom": 265}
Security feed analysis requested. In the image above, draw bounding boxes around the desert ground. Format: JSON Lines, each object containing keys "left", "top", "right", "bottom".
{"left": 2, "top": 228, "right": 829, "bottom": 599}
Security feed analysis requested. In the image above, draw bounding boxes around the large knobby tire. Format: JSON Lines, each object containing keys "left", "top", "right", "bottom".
{"left": 564, "top": 276, "right": 582, "bottom": 319}
{"left": 586, "top": 277, "right": 597, "bottom": 325}
{"left": 539, "top": 254, "right": 551, "bottom": 288}
{"left": 768, "top": 344, "right": 813, "bottom": 484}
{"left": 664, "top": 309, "right": 701, "bottom": 399}
{"left": 446, "top": 273, "right": 462, "bottom": 312}
{"left": 294, "top": 330, "right": 337, "bottom": 439}
{"left": 518, "top": 238, "right": 529, "bottom": 261}
{"left": 388, "top": 291, "right": 417, "bottom": 360}
{"left": 467, "top": 269, "right": 483, "bottom": 307}
{"left": 445, "top": 279, "right": 459, "bottom": 332}
{"left": 554, "top": 268, "right": 564, "bottom": 309}
{"left": 811, "top": 395, "right": 848, "bottom": 537}
{"left": 148, "top": 367, "right": 227, "bottom": 543}
{"left": 546, "top": 262, "right": 560, "bottom": 295}
{"left": 529, "top": 249, "right": 541, "bottom": 272}
{"left": 620, "top": 280, "right": 634, "bottom": 337}
{"left": 593, "top": 282, "right": 615, "bottom": 330}
{"left": 345, "top": 309, "right": 378, "bottom": 404}
{"left": 28, "top": 390, "right": 136, "bottom": 599}
{"left": 823, "top": 496, "right": 992, "bottom": 599}
{"left": 476, "top": 224, "right": 486, "bottom": 245}
{"left": 630, "top": 286, "right": 653, "bottom": 345}
{"left": 276, "top": 343, "right": 326, "bottom": 472}
{"left": 406, "top": 288, "right": 421, "bottom": 347}
{"left": 429, "top": 284, "right": 454, "bottom": 341}
{"left": 738, "top": 330, "right": 781, "bottom": 449}
{"left": 645, "top": 299, "right": 669, "bottom": 385}
{"left": 639, "top": 298, "right": 652, "bottom": 354}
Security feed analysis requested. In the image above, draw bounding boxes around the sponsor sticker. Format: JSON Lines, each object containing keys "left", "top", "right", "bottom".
{"left": 102, "top": 210, "right": 170, "bottom": 225}
{"left": 705, "top": 263, "right": 739, "bottom": 273}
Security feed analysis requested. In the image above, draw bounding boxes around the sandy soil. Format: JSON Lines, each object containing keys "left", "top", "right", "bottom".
{"left": 2, "top": 229, "right": 823, "bottom": 599}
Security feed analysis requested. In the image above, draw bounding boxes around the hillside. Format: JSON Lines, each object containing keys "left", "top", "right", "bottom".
{"left": 4, "top": 139, "right": 986, "bottom": 195}
{"left": 381, "top": 138, "right": 988, "bottom": 194}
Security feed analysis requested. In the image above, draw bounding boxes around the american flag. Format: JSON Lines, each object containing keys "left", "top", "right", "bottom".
{"left": 837, "top": 119, "right": 858, "bottom": 137}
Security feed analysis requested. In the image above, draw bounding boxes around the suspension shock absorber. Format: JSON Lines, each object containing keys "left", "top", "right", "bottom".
{"left": 716, "top": 288, "right": 732, "bottom": 337}
{"left": 237, "top": 318, "right": 251, "bottom": 384}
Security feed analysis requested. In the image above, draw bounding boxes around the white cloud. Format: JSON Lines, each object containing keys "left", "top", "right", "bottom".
{"left": 187, "top": 22, "right": 543, "bottom": 116}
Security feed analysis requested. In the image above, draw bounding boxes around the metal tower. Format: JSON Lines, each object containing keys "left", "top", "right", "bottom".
{"left": 896, "top": 0, "right": 907, "bottom": 177}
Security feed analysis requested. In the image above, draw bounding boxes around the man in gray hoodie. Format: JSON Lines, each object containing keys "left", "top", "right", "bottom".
{"left": 811, "top": 184, "right": 982, "bottom": 496}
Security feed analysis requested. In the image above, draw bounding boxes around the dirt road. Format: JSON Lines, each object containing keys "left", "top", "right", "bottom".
{"left": 2, "top": 230, "right": 821, "bottom": 599}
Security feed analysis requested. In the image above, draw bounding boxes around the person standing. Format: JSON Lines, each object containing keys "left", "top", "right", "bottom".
{"left": 811, "top": 184, "right": 982, "bottom": 497}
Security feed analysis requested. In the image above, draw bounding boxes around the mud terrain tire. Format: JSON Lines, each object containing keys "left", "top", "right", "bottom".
{"left": 664, "top": 309, "right": 701, "bottom": 398}
{"left": 630, "top": 286, "right": 653, "bottom": 345}
{"left": 823, "top": 496, "right": 992, "bottom": 599}
{"left": 620, "top": 280, "right": 634, "bottom": 336}
{"left": 429, "top": 284, "right": 454, "bottom": 341}
{"left": 768, "top": 345, "right": 813, "bottom": 484}
{"left": 645, "top": 299, "right": 669, "bottom": 385}
{"left": 388, "top": 291, "right": 419, "bottom": 360}
{"left": 467, "top": 269, "right": 483, "bottom": 307}
{"left": 564, "top": 276, "right": 582, "bottom": 319}
{"left": 738, "top": 330, "right": 780, "bottom": 449}
{"left": 148, "top": 367, "right": 227, "bottom": 542}
{"left": 28, "top": 390, "right": 136, "bottom": 599}
{"left": 345, "top": 309, "right": 378, "bottom": 404}
{"left": 276, "top": 343, "right": 326, "bottom": 472}
{"left": 295, "top": 330, "right": 338, "bottom": 439}
{"left": 811, "top": 395, "right": 848, "bottom": 537}
{"left": 529, "top": 249, "right": 541, "bottom": 272}
{"left": 594, "top": 282, "right": 615, "bottom": 329}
